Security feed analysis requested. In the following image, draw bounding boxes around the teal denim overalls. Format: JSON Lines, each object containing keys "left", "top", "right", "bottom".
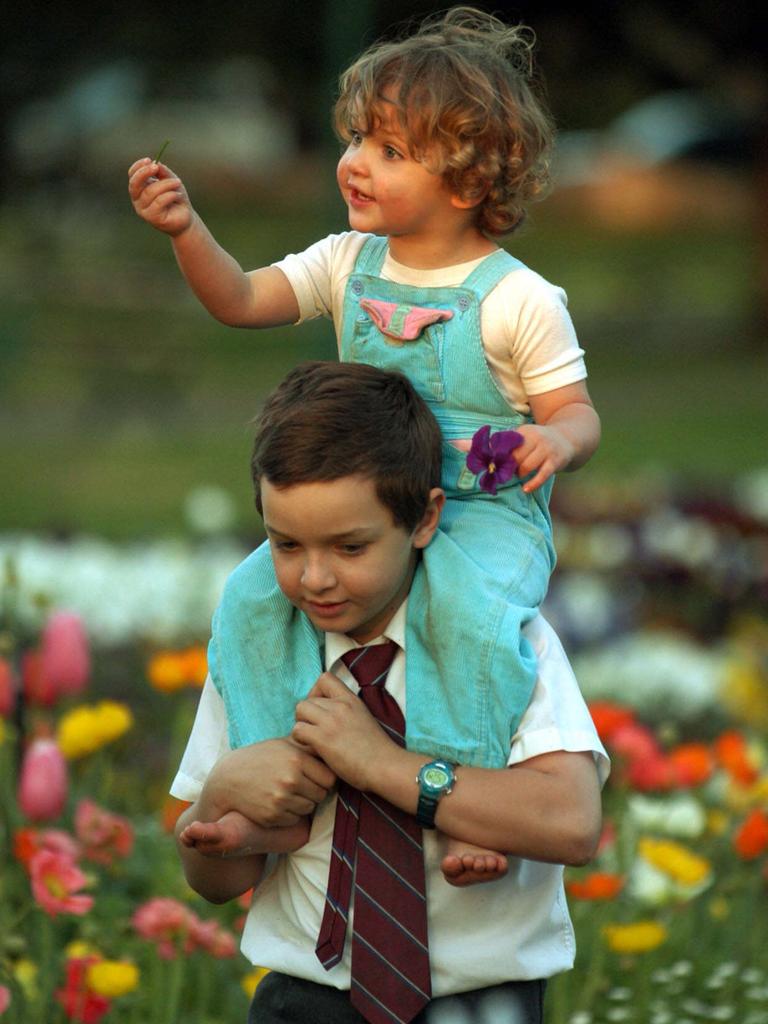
{"left": 208, "top": 236, "right": 556, "bottom": 768}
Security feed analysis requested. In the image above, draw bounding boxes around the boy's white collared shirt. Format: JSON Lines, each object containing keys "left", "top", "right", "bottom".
{"left": 172, "top": 605, "right": 608, "bottom": 995}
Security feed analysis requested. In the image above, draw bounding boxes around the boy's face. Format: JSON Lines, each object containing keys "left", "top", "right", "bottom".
{"left": 261, "top": 474, "right": 442, "bottom": 644}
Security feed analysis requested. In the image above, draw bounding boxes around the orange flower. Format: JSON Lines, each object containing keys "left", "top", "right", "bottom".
{"left": 567, "top": 872, "right": 625, "bottom": 900}
{"left": 161, "top": 797, "right": 190, "bottom": 833}
{"left": 180, "top": 646, "right": 208, "bottom": 687}
{"left": 668, "top": 743, "right": 714, "bottom": 787}
{"left": 147, "top": 646, "right": 208, "bottom": 693}
{"left": 734, "top": 808, "right": 768, "bottom": 860}
{"left": 714, "top": 731, "right": 759, "bottom": 787}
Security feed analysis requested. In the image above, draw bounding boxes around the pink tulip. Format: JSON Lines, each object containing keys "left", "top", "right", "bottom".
{"left": 0, "top": 657, "right": 15, "bottom": 718}
{"left": 40, "top": 611, "right": 90, "bottom": 698}
{"left": 18, "top": 738, "right": 68, "bottom": 822}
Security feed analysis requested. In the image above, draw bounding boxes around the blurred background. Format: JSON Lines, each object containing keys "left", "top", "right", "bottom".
{"left": 2, "top": 0, "right": 765, "bottom": 543}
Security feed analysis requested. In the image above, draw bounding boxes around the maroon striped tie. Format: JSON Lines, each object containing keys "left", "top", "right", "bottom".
{"left": 315, "top": 641, "right": 431, "bottom": 1024}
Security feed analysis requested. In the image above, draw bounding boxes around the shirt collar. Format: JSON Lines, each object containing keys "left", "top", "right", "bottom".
{"left": 324, "top": 598, "right": 407, "bottom": 670}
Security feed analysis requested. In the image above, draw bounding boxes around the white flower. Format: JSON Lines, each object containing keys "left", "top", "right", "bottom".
{"left": 573, "top": 630, "right": 724, "bottom": 720}
{"left": 627, "top": 794, "right": 707, "bottom": 838}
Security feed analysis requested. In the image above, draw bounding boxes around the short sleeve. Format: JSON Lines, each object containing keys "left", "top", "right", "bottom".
{"left": 169, "top": 676, "right": 231, "bottom": 802}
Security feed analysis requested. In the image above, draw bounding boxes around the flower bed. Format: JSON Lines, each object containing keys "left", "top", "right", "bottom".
{"left": 1, "top": 474, "right": 767, "bottom": 1022}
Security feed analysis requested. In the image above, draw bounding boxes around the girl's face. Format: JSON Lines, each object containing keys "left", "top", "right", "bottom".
{"left": 336, "top": 94, "right": 481, "bottom": 265}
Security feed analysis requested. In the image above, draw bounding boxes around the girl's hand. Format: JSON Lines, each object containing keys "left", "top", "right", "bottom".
{"left": 293, "top": 673, "right": 397, "bottom": 791}
{"left": 127, "top": 157, "right": 193, "bottom": 236}
{"left": 514, "top": 423, "right": 575, "bottom": 493}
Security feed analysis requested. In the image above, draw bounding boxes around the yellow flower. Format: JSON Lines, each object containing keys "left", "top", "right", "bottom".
{"left": 603, "top": 921, "right": 667, "bottom": 954}
{"left": 706, "top": 809, "right": 730, "bottom": 836}
{"left": 65, "top": 941, "right": 101, "bottom": 959}
{"left": 708, "top": 896, "right": 730, "bottom": 921}
{"left": 241, "top": 967, "right": 270, "bottom": 999}
{"left": 86, "top": 960, "right": 140, "bottom": 998}
{"left": 638, "top": 837, "right": 711, "bottom": 887}
{"left": 12, "top": 958, "right": 38, "bottom": 999}
{"left": 57, "top": 701, "right": 133, "bottom": 759}
{"left": 0, "top": 718, "right": 5, "bottom": 745}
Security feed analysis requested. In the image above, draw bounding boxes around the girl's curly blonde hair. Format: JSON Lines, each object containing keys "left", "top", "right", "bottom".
{"left": 334, "top": 6, "right": 555, "bottom": 236}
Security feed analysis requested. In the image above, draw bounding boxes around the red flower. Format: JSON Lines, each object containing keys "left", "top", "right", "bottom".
{"left": 714, "top": 730, "right": 760, "bottom": 787}
{"left": 588, "top": 702, "right": 637, "bottom": 743}
{"left": 668, "top": 743, "right": 714, "bottom": 787}
{"left": 30, "top": 850, "right": 94, "bottom": 917}
{"left": 0, "top": 657, "right": 16, "bottom": 718}
{"left": 56, "top": 957, "right": 111, "bottom": 1024}
{"left": 567, "top": 872, "right": 625, "bottom": 900}
{"left": 22, "top": 651, "right": 57, "bottom": 707}
{"left": 14, "top": 827, "right": 81, "bottom": 870}
{"left": 41, "top": 611, "right": 90, "bottom": 699}
{"left": 734, "top": 809, "right": 768, "bottom": 860}
{"left": 74, "top": 800, "right": 134, "bottom": 866}
{"left": 17, "top": 738, "right": 68, "bottom": 822}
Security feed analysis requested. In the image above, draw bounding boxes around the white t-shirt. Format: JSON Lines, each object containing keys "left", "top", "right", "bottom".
{"left": 273, "top": 232, "right": 586, "bottom": 414}
{"left": 171, "top": 606, "right": 608, "bottom": 995}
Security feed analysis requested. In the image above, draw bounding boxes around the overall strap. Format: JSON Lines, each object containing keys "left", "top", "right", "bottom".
{"left": 461, "top": 248, "right": 524, "bottom": 302}
{"left": 353, "top": 235, "right": 388, "bottom": 275}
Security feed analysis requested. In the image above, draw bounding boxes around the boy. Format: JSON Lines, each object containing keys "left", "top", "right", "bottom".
{"left": 171, "top": 361, "right": 608, "bottom": 1024}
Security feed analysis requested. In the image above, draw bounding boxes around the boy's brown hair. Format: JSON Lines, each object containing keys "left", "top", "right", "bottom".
{"left": 252, "top": 362, "right": 442, "bottom": 532}
{"left": 334, "top": 5, "right": 554, "bottom": 236}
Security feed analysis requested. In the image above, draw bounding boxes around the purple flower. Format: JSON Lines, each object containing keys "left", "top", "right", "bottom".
{"left": 466, "top": 425, "right": 524, "bottom": 495}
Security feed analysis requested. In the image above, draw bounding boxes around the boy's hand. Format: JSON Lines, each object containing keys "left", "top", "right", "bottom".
{"left": 204, "top": 737, "right": 336, "bottom": 827}
{"left": 293, "top": 673, "right": 396, "bottom": 791}
{"left": 127, "top": 157, "right": 192, "bottom": 236}
{"left": 513, "top": 423, "right": 575, "bottom": 493}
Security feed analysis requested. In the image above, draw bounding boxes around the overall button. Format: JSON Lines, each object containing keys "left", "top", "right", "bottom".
{"left": 457, "top": 295, "right": 471, "bottom": 312}
{"left": 351, "top": 279, "right": 364, "bottom": 296}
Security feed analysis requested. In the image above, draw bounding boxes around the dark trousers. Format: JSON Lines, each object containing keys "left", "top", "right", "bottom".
{"left": 248, "top": 971, "right": 546, "bottom": 1024}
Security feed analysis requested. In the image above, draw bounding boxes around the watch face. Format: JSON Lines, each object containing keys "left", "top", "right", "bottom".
{"left": 423, "top": 766, "right": 450, "bottom": 791}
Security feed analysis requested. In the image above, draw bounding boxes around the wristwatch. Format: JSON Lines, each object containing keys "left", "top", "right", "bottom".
{"left": 416, "top": 760, "right": 456, "bottom": 829}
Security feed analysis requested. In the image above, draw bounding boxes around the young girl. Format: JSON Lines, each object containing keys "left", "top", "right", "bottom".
{"left": 129, "top": 7, "right": 600, "bottom": 882}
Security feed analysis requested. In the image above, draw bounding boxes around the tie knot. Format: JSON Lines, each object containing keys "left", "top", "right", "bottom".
{"left": 341, "top": 641, "right": 398, "bottom": 688}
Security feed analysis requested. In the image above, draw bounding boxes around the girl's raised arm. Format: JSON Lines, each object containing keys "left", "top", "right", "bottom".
{"left": 128, "top": 157, "right": 300, "bottom": 329}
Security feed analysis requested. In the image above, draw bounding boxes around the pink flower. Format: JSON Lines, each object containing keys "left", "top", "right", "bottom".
{"left": 75, "top": 799, "right": 134, "bottom": 865}
{"left": 0, "top": 658, "right": 16, "bottom": 718}
{"left": 18, "top": 738, "right": 68, "bottom": 821}
{"left": 188, "top": 917, "right": 238, "bottom": 958}
{"left": 30, "top": 849, "right": 94, "bottom": 917}
{"left": 0, "top": 984, "right": 11, "bottom": 1015}
{"left": 41, "top": 611, "right": 90, "bottom": 698}
{"left": 132, "top": 897, "right": 196, "bottom": 959}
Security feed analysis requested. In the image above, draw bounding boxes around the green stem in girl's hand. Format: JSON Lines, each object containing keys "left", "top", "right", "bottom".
{"left": 153, "top": 139, "right": 171, "bottom": 164}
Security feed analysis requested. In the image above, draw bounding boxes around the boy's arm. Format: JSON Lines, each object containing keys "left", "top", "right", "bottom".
{"left": 128, "top": 158, "right": 299, "bottom": 328}
{"left": 516, "top": 381, "right": 601, "bottom": 493}
{"left": 174, "top": 736, "right": 336, "bottom": 903}
{"left": 294, "top": 674, "right": 602, "bottom": 866}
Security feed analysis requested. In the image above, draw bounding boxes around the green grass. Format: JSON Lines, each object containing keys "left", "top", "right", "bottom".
{"left": 1, "top": 182, "right": 764, "bottom": 537}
